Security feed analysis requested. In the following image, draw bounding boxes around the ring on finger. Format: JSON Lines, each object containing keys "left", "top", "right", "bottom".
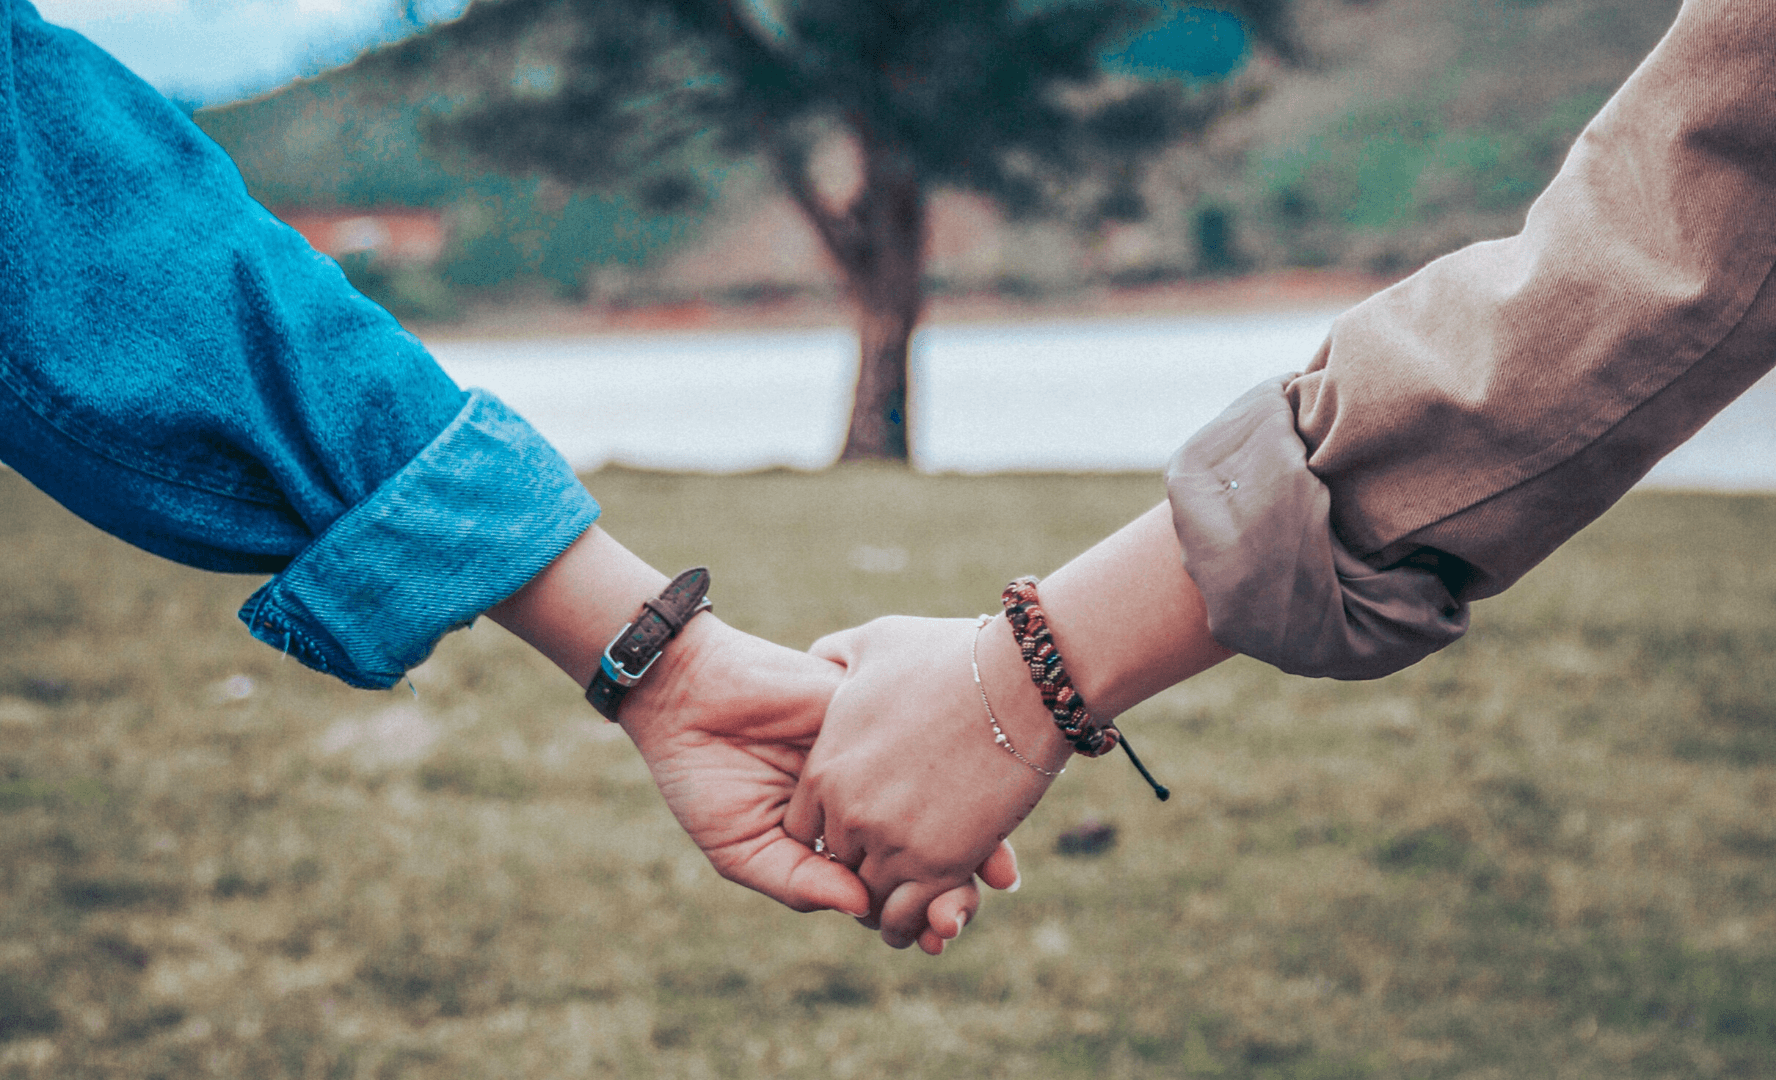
{"left": 813, "top": 835, "right": 841, "bottom": 863}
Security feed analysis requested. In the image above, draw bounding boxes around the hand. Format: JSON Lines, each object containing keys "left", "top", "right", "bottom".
{"left": 486, "top": 525, "right": 1016, "bottom": 949}
{"left": 619, "top": 613, "right": 1014, "bottom": 952}
{"left": 616, "top": 614, "right": 869, "bottom": 915}
{"left": 787, "top": 614, "right": 1071, "bottom": 948}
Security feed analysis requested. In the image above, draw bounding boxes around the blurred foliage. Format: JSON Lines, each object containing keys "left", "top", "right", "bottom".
{"left": 1216, "top": 0, "right": 1681, "bottom": 273}
{"left": 194, "top": 69, "right": 711, "bottom": 307}
{"left": 372, "top": 0, "right": 1292, "bottom": 216}
{"left": 5, "top": 467, "right": 1776, "bottom": 1077}
{"left": 193, "top": 0, "right": 1688, "bottom": 306}
{"left": 1258, "top": 88, "right": 1609, "bottom": 234}
{"left": 1102, "top": 5, "right": 1250, "bottom": 80}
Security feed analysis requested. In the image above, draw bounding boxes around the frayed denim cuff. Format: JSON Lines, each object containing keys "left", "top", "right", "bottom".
{"left": 238, "top": 389, "right": 599, "bottom": 689}
{"left": 1166, "top": 377, "right": 1469, "bottom": 680}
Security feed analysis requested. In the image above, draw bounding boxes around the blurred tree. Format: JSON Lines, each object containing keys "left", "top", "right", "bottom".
{"left": 376, "top": 0, "right": 1297, "bottom": 459}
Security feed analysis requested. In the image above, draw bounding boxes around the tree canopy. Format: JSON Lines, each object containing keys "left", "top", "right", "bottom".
{"left": 372, "top": 0, "right": 1298, "bottom": 458}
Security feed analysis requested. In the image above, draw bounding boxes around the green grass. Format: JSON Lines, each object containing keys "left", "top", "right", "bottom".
{"left": 3, "top": 468, "right": 1775, "bottom": 1079}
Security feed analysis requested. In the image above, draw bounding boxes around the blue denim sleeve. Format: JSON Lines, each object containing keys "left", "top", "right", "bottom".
{"left": 0, "top": 0, "right": 599, "bottom": 688}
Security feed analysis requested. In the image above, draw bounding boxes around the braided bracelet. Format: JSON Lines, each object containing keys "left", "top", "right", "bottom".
{"left": 1001, "top": 576, "right": 1170, "bottom": 800}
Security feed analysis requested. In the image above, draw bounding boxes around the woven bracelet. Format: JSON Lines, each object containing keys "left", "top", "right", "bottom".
{"left": 1001, "top": 576, "right": 1169, "bottom": 800}
{"left": 1001, "top": 576, "right": 1117, "bottom": 757}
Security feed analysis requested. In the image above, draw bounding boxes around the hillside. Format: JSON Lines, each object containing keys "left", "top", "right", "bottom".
{"left": 196, "top": 0, "right": 1683, "bottom": 312}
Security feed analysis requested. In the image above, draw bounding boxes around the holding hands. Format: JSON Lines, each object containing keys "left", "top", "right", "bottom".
{"left": 493, "top": 502, "right": 1228, "bottom": 955}
{"left": 486, "top": 524, "right": 1014, "bottom": 952}
{"left": 610, "top": 611, "right": 1021, "bottom": 951}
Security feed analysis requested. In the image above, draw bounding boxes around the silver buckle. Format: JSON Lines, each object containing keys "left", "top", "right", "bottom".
{"left": 599, "top": 623, "right": 660, "bottom": 688}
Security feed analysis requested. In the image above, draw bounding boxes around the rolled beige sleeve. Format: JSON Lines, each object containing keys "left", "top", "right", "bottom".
{"left": 1169, "top": 0, "right": 1776, "bottom": 679}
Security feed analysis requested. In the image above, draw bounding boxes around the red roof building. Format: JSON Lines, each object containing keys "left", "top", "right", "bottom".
{"left": 276, "top": 208, "right": 447, "bottom": 267}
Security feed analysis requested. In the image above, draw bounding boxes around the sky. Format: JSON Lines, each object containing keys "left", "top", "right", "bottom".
{"left": 37, "top": 0, "right": 1247, "bottom": 108}
{"left": 32, "top": 0, "right": 469, "bottom": 105}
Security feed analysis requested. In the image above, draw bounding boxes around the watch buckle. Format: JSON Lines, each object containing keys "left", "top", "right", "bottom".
{"left": 599, "top": 623, "right": 660, "bottom": 687}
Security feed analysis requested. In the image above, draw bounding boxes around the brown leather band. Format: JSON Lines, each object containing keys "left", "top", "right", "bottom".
{"left": 586, "top": 568, "right": 713, "bottom": 721}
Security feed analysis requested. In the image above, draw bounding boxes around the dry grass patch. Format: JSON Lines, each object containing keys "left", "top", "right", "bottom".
{"left": 2, "top": 469, "right": 1773, "bottom": 1078}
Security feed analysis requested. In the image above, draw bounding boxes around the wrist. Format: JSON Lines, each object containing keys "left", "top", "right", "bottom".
{"left": 975, "top": 612, "right": 1073, "bottom": 774}
{"left": 1025, "top": 503, "right": 1232, "bottom": 719}
{"left": 485, "top": 525, "right": 670, "bottom": 689}
{"left": 616, "top": 609, "right": 730, "bottom": 739}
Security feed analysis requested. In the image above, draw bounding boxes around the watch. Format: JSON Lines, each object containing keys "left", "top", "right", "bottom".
{"left": 586, "top": 567, "right": 714, "bottom": 721}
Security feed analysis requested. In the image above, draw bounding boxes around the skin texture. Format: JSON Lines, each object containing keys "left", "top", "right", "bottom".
{"left": 485, "top": 525, "right": 1015, "bottom": 954}
{"left": 793, "top": 502, "right": 1235, "bottom": 946}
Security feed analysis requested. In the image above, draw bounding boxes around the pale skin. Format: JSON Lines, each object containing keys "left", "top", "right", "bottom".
{"left": 789, "top": 501, "right": 1234, "bottom": 947}
{"left": 484, "top": 524, "right": 1017, "bottom": 955}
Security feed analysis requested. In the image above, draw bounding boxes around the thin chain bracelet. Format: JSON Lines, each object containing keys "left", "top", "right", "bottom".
{"left": 971, "top": 615, "right": 1065, "bottom": 779}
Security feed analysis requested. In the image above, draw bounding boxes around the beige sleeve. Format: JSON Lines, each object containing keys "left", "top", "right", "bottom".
{"left": 1167, "top": 0, "right": 1776, "bottom": 679}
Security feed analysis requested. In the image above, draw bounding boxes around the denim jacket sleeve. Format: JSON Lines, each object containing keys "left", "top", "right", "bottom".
{"left": 0, "top": 0, "right": 599, "bottom": 688}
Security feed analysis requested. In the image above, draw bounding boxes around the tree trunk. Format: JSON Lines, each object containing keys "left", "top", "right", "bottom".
{"left": 838, "top": 141, "right": 924, "bottom": 461}
{"left": 771, "top": 129, "right": 926, "bottom": 462}
{"left": 841, "top": 246, "right": 923, "bottom": 461}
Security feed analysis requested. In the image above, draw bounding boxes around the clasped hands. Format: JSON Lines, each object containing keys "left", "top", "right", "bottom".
{"left": 619, "top": 608, "right": 1067, "bottom": 955}
{"left": 491, "top": 505, "right": 1218, "bottom": 956}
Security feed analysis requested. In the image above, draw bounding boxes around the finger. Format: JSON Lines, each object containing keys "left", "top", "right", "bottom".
{"left": 976, "top": 839, "right": 1021, "bottom": 892}
{"left": 781, "top": 782, "right": 824, "bottom": 851}
{"left": 878, "top": 879, "right": 946, "bottom": 949}
{"left": 714, "top": 832, "right": 872, "bottom": 918}
{"left": 919, "top": 880, "right": 982, "bottom": 955}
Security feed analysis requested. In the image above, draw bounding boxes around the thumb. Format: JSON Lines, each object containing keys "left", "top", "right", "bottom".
{"left": 976, "top": 839, "right": 1021, "bottom": 893}
{"left": 714, "top": 832, "right": 872, "bottom": 918}
{"left": 780, "top": 845, "right": 873, "bottom": 918}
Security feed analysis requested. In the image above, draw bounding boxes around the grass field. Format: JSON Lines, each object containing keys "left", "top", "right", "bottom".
{"left": 3, "top": 466, "right": 1774, "bottom": 1079}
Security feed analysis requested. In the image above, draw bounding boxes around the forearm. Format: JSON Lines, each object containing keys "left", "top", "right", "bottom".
{"left": 482, "top": 524, "right": 835, "bottom": 756}
{"left": 485, "top": 524, "right": 669, "bottom": 690}
{"left": 959, "top": 502, "right": 1233, "bottom": 774}
{"left": 1030, "top": 502, "right": 1233, "bottom": 718}
{"left": 482, "top": 525, "right": 742, "bottom": 749}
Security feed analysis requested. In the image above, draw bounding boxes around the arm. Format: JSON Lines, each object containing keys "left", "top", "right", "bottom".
{"left": 0, "top": 5, "right": 990, "bottom": 929}
{"left": 1176, "top": 0, "right": 1776, "bottom": 678}
{"left": 801, "top": 0, "right": 1776, "bottom": 946}
{"left": 2, "top": 3, "right": 589, "bottom": 687}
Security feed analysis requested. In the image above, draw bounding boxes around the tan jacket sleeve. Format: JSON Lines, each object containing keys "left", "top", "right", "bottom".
{"left": 1167, "top": 0, "right": 1776, "bottom": 679}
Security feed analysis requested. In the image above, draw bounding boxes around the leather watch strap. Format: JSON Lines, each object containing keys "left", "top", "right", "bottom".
{"left": 586, "top": 567, "right": 714, "bottom": 721}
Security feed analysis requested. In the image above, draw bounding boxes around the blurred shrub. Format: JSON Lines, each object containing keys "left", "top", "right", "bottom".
{"left": 0, "top": 972, "right": 58, "bottom": 1042}
{"left": 416, "top": 754, "right": 534, "bottom": 800}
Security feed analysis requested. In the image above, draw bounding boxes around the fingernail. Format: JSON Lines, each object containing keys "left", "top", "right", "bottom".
{"left": 954, "top": 911, "right": 968, "bottom": 936}
{"left": 1008, "top": 870, "right": 1021, "bottom": 893}
{"left": 846, "top": 905, "right": 872, "bottom": 919}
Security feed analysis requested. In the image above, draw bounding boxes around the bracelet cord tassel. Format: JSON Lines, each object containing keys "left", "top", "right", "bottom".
{"left": 1116, "top": 731, "right": 1169, "bottom": 801}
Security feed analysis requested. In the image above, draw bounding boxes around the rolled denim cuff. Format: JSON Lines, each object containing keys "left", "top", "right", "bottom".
{"left": 1166, "top": 377, "right": 1468, "bottom": 680}
{"left": 238, "top": 389, "right": 599, "bottom": 689}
